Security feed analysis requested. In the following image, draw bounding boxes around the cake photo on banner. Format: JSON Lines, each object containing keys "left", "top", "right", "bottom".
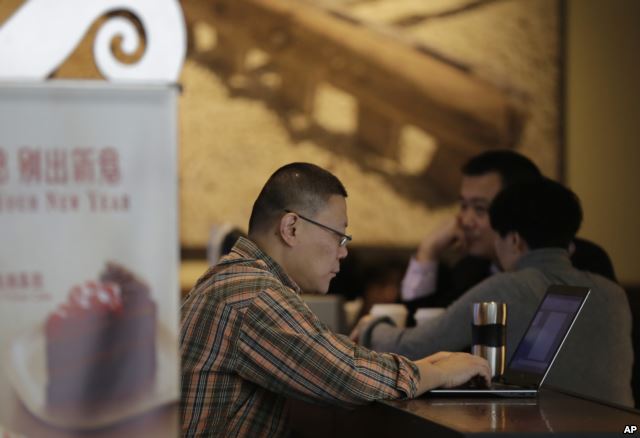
{"left": 44, "top": 263, "right": 157, "bottom": 410}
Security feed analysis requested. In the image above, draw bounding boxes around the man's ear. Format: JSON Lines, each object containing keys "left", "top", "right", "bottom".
{"left": 511, "top": 232, "right": 529, "bottom": 254}
{"left": 279, "top": 212, "right": 298, "bottom": 247}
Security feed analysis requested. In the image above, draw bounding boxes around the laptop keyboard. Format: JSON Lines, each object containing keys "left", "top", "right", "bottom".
{"left": 463, "top": 376, "right": 491, "bottom": 389}
{"left": 460, "top": 376, "right": 529, "bottom": 390}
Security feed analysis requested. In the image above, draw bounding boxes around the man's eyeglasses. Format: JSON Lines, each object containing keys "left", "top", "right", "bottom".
{"left": 284, "top": 209, "right": 352, "bottom": 247}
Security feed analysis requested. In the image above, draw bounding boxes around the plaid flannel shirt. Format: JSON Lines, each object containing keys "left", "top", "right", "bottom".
{"left": 180, "top": 237, "right": 419, "bottom": 437}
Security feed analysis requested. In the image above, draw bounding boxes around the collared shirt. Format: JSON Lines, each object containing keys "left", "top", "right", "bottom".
{"left": 180, "top": 237, "right": 419, "bottom": 437}
{"left": 401, "top": 257, "right": 500, "bottom": 302}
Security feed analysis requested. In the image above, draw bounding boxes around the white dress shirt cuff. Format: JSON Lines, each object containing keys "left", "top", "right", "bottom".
{"left": 400, "top": 257, "right": 438, "bottom": 301}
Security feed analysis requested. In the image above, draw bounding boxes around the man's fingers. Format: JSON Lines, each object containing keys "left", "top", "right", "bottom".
{"left": 435, "top": 353, "right": 493, "bottom": 388}
{"left": 349, "top": 327, "right": 363, "bottom": 343}
{"left": 469, "top": 354, "right": 492, "bottom": 384}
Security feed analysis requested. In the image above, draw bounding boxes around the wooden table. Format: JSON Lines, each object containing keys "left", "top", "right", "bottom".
{"left": 289, "top": 387, "right": 640, "bottom": 437}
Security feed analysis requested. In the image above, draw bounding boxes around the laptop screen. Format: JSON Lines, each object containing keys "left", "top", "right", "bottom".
{"left": 508, "top": 293, "right": 584, "bottom": 375}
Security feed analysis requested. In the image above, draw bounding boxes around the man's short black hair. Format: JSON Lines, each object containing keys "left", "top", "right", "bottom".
{"left": 462, "top": 149, "right": 542, "bottom": 188}
{"left": 248, "top": 162, "right": 348, "bottom": 234}
{"left": 489, "top": 178, "right": 583, "bottom": 250}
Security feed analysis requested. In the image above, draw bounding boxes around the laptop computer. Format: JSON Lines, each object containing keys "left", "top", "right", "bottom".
{"left": 429, "top": 285, "right": 590, "bottom": 397}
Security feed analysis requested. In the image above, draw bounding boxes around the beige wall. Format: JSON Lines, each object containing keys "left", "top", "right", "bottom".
{"left": 177, "top": 0, "right": 562, "bottom": 247}
{"left": 566, "top": 0, "right": 640, "bottom": 285}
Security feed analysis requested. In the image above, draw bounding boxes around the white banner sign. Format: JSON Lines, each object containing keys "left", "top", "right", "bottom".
{"left": 0, "top": 81, "right": 179, "bottom": 436}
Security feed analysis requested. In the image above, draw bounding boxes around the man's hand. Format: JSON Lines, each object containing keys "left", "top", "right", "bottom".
{"left": 416, "top": 217, "right": 466, "bottom": 263}
{"left": 349, "top": 314, "right": 374, "bottom": 343}
{"left": 413, "top": 352, "right": 491, "bottom": 396}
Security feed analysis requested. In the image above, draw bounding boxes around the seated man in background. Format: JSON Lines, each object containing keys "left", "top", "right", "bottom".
{"left": 402, "top": 150, "right": 616, "bottom": 318}
{"left": 180, "top": 162, "right": 490, "bottom": 437}
{"left": 357, "top": 261, "right": 405, "bottom": 319}
{"left": 356, "top": 178, "right": 633, "bottom": 407}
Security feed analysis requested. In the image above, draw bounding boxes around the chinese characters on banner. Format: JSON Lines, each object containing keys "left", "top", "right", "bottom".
{"left": 0, "top": 146, "right": 124, "bottom": 215}
{"left": 0, "top": 83, "right": 180, "bottom": 437}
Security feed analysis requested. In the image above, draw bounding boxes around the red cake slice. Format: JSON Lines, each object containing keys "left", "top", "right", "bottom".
{"left": 45, "top": 263, "right": 156, "bottom": 409}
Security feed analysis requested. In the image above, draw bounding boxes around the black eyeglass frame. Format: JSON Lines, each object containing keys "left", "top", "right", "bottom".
{"left": 284, "top": 209, "right": 352, "bottom": 247}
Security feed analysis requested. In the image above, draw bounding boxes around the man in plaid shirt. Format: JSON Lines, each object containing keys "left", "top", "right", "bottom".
{"left": 180, "top": 163, "right": 489, "bottom": 437}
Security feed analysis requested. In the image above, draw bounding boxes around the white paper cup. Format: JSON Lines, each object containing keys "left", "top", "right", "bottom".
{"left": 414, "top": 307, "right": 445, "bottom": 326}
{"left": 370, "top": 304, "right": 408, "bottom": 328}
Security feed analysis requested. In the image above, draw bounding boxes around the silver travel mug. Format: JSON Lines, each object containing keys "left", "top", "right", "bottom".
{"left": 472, "top": 302, "right": 507, "bottom": 378}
